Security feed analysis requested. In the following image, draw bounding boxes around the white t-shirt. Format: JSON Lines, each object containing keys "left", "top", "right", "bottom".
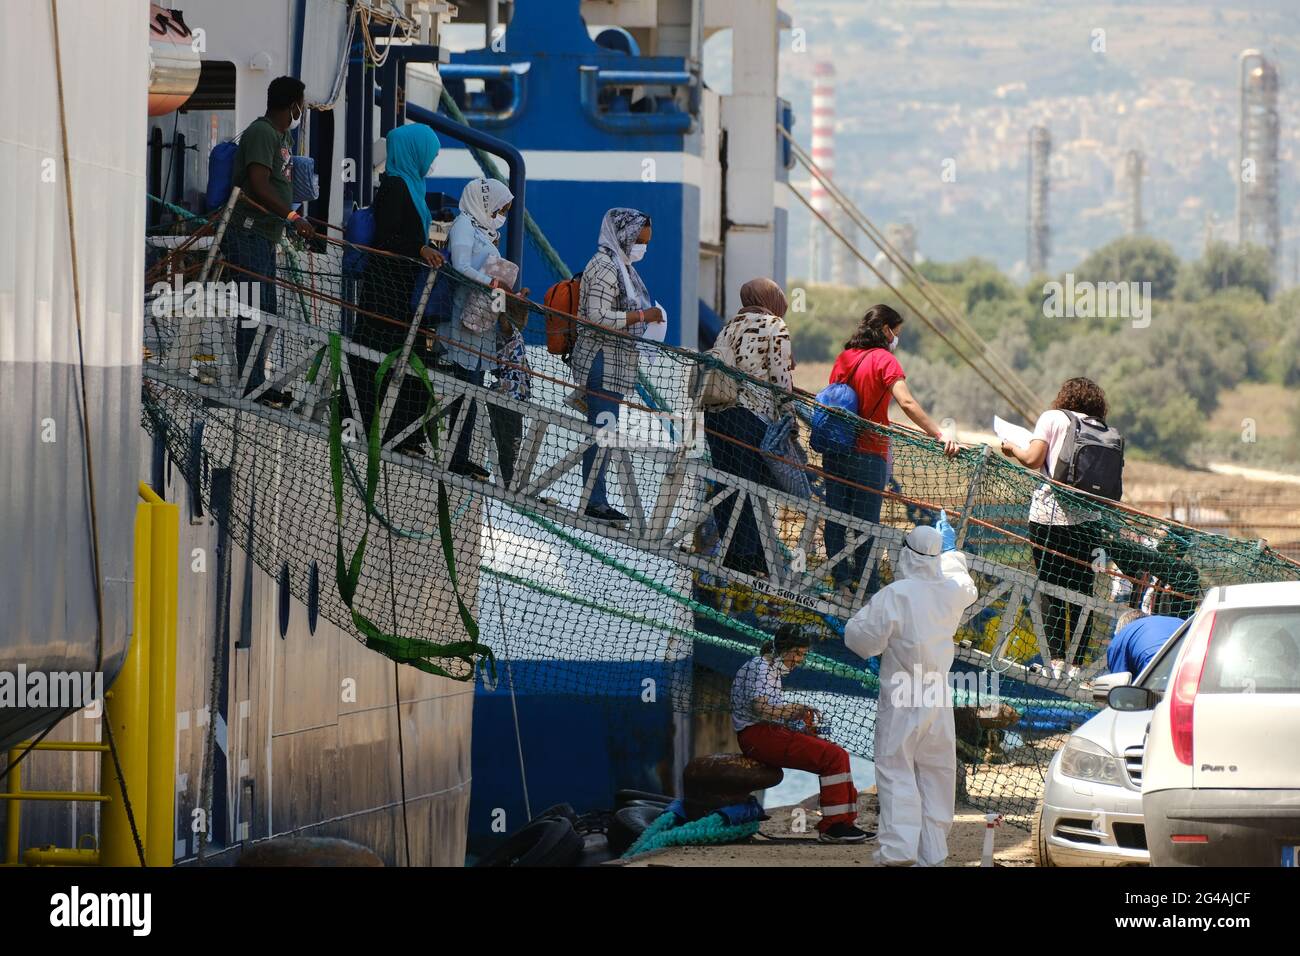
{"left": 731, "top": 655, "right": 785, "bottom": 732}
{"left": 1027, "top": 409, "right": 1098, "bottom": 526}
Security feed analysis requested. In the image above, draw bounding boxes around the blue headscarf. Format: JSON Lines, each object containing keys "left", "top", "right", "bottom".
{"left": 384, "top": 124, "right": 441, "bottom": 236}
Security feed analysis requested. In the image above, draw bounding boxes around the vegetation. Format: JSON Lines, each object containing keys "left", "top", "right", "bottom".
{"left": 786, "top": 237, "right": 1294, "bottom": 466}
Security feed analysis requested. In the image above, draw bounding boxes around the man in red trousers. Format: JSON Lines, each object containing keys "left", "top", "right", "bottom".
{"left": 732, "top": 624, "right": 872, "bottom": 843}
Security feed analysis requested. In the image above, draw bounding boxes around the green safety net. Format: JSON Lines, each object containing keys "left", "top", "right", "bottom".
{"left": 140, "top": 183, "right": 1300, "bottom": 829}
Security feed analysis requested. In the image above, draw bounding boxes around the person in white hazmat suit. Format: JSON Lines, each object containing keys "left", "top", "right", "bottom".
{"left": 843, "top": 515, "right": 977, "bottom": 866}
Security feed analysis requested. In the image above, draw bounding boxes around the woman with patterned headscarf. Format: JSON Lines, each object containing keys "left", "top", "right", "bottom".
{"left": 570, "top": 207, "right": 663, "bottom": 524}
{"left": 703, "top": 277, "right": 796, "bottom": 575}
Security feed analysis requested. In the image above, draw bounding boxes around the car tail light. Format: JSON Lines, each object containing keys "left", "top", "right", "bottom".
{"left": 1171, "top": 834, "right": 1209, "bottom": 844}
{"left": 1170, "top": 610, "right": 1216, "bottom": 765}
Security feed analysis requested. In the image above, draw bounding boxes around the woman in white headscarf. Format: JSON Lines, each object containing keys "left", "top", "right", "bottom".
{"left": 442, "top": 176, "right": 516, "bottom": 480}
{"left": 570, "top": 207, "right": 664, "bottom": 524}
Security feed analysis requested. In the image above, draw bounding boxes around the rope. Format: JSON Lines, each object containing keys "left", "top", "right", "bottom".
{"left": 786, "top": 180, "right": 1039, "bottom": 424}
{"left": 382, "top": 462, "right": 414, "bottom": 866}
{"left": 51, "top": 0, "right": 145, "bottom": 866}
{"left": 482, "top": 497, "right": 533, "bottom": 820}
{"left": 781, "top": 126, "right": 1045, "bottom": 418}
{"left": 622, "top": 809, "right": 761, "bottom": 858}
{"left": 438, "top": 88, "right": 573, "bottom": 283}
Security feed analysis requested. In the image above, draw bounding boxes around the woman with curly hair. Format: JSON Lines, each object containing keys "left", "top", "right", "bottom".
{"left": 1001, "top": 377, "right": 1116, "bottom": 667}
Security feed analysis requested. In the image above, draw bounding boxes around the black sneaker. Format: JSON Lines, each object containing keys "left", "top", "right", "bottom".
{"left": 584, "top": 504, "right": 629, "bottom": 524}
{"left": 819, "top": 823, "right": 873, "bottom": 844}
{"left": 449, "top": 461, "right": 491, "bottom": 481}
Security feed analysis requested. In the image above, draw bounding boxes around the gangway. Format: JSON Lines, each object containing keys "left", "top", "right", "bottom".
{"left": 141, "top": 190, "right": 1299, "bottom": 710}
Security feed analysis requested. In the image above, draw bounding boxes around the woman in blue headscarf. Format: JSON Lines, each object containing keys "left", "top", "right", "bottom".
{"left": 353, "top": 123, "right": 445, "bottom": 455}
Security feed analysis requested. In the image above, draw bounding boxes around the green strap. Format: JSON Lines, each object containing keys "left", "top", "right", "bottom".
{"left": 327, "top": 332, "right": 495, "bottom": 679}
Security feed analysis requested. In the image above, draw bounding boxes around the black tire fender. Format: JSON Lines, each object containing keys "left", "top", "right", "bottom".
{"left": 614, "top": 788, "right": 674, "bottom": 808}
{"left": 474, "top": 818, "right": 584, "bottom": 868}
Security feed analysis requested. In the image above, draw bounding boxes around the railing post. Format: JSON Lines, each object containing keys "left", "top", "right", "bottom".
{"left": 955, "top": 444, "right": 991, "bottom": 551}
{"left": 168, "top": 186, "right": 242, "bottom": 385}
{"left": 375, "top": 270, "right": 437, "bottom": 448}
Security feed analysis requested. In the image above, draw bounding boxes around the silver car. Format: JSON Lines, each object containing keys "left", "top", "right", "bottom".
{"left": 1032, "top": 622, "right": 1188, "bottom": 866}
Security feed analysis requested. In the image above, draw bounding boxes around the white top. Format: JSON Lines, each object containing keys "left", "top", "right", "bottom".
{"left": 1027, "top": 409, "right": 1097, "bottom": 526}
{"left": 730, "top": 655, "right": 785, "bottom": 732}
{"left": 443, "top": 212, "right": 500, "bottom": 372}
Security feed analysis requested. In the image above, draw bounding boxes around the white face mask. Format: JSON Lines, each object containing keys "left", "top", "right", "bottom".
{"left": 888, "top": 332, "right": 899, "bottom": 352}
{"left": 491, "top": 213, "right": 507, "bottom": 230}
{"left": 628, "top": 243, "right": 647, "bottom": 263}
{"left": 289, "top": 105, "right": 303, "bottom": 131}
{"left": 772, "top": 657, "right": 791, "bottom": 677}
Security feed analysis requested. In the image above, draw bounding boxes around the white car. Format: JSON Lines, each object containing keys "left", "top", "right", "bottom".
{"left": 1137, "top": 582, "right": 1300, "bottom": 866}
{"left": 1033, "top": 622, "right": 1188, "bottom": 866}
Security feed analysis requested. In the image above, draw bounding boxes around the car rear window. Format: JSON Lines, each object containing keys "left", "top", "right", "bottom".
{"left": 1200, "top": 608, "right": 1300, "bottom": 694}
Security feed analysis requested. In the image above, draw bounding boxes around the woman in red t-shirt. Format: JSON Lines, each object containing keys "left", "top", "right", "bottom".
{"left": 824, "top": 305, "right": 958, "bottom": 595}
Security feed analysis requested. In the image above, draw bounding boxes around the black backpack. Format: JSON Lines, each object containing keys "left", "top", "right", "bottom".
{"left": 1052, "top": 411, "right": 1124, "bottom": 500}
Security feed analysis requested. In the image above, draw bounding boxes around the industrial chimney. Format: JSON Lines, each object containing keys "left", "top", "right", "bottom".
{"left": 809, "top": 61, "right": 835, "bottom": 283}
{"left": 1237, "top": 50, "right": 1280, "bottom": 292}
{"left": 1123, "top": 149, "right": 1144, "bottom": 235}
{"left": 1027, "top": 126, "right": 1051, "bottom": 274}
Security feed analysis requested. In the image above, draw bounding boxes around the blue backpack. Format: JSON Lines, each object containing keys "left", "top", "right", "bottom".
{"left": 342, "top": 206, "right": 376, "bottom": 279}
{"left": 810, "top": 351, "right": 876, "bottom": 454}
{"left": 205, "top": 140, "right": 240, "bottom": 211}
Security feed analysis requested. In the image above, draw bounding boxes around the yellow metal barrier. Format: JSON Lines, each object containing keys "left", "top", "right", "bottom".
{"left": 98, "top": 502, "right": 153, "bottom": 865}
{"left": 144, "top": 484, "right": 179, "bottom": 868}
{"left": 1, "top": 484, "right": 179, "bottom": 867}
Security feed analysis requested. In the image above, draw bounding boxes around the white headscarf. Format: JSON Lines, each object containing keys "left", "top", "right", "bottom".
{"left": 597, "top": 207, "right": 652, "bottom": 310}
{"left": 894, "top": 525, "right": 944, "bottom": 582}
{"left": 459, "top": 177, "right": 515, "bottom": 243}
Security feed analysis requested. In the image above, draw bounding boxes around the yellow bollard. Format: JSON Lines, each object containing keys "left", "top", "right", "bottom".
{"left": 99, "top": 503, "right": 152, "bottom": 866}
{"left": 144, "top": 486, "right": 179, "bottom": 867}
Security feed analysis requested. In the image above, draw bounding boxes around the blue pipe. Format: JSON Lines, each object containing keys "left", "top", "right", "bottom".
{"left": 363, "top": 42, "right": 527, "bottom": 282}
{"left": 578, "top": 65, "right": 695, "bottom": 135}
{"left": 403, "top": 100, "right": 527, "bottom": 281}
{"left": 439, "top": 63, "right": 528, "bottom": 127}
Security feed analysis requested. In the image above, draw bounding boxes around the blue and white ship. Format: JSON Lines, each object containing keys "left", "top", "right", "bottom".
{"left": 1, "top": 0, "right": 797, "bottom": 864}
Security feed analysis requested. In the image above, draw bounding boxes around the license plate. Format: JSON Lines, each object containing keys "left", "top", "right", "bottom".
{"left": 1284, "top": 846, "right": 1299, "bottom": 867}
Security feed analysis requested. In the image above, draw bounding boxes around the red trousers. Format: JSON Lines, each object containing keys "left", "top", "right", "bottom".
{"left": 737, "top": 723, "right": 857, "bottom": 831}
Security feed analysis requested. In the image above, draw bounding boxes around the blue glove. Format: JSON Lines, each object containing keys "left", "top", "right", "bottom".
{"left": 937, "top": 509, "right": 957, "bottom": 553}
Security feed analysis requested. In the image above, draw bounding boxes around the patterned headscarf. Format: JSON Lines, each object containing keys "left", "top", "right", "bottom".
{"left": 459, "top": 177, "right": 515, "bottom": 243}
{"left": 738, "top": 277, "right": 788, "bottom": 318}
{"left": 596, "top": 207, "right": 652, "bottom": 309}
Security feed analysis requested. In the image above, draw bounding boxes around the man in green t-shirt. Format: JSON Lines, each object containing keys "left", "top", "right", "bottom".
{"left": 220, "top": 76, "right": 316, "bottom": 400}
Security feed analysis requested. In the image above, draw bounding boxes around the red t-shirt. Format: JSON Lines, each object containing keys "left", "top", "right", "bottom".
{"left": 829, "top": 347, "right": 905, "bottom": 456}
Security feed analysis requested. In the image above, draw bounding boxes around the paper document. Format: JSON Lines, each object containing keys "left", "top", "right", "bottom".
{"left": 993, "top": 416, "right": 1033, "bottom": 449}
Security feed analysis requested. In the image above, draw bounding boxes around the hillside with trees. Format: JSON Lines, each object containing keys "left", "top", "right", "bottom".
{"left": 788, "top": 236, "right": 1300, "bottom": 468}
